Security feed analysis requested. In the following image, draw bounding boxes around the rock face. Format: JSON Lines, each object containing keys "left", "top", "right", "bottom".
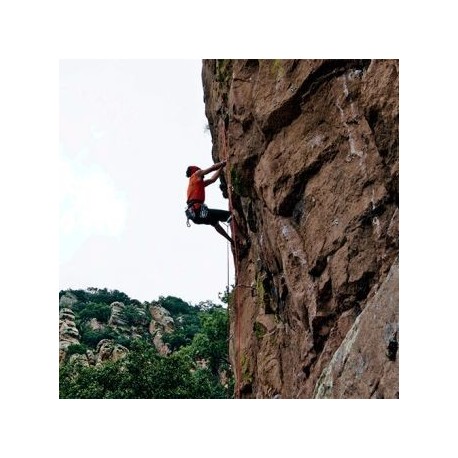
{"left": 59, "top": 292, "right": 78, "bottom": 309}
{"left": 95, "top": 339, "right": 129, "bottom": 365}
{"left": 149, "top": 304, "right": 175, "bottom": 355}
{"left": 202, "top": 59, "right": 399, "bottom": 398}
{"left": 149, "top": 305, "right": 174, "bottom": 333}
{"left": 59, "top": 300, "right": 175, "bottom": 364}
{"left": 108, "top": 301, "right": 129, "bottom": 327}
{"left": 313, "top": 261, "right": 398, "bottom": 398}
{"left": 59, "top": 308, "right": 80, "bottom": 363}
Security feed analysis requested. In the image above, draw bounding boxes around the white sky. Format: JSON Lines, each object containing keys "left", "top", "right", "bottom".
{"left": 59, "top": 60, "right": 234, "bottom": 305}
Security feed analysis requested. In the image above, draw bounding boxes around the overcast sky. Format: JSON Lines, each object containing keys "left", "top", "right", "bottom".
{"left": 60, "top": 60, "right": 234, "bottom": 305}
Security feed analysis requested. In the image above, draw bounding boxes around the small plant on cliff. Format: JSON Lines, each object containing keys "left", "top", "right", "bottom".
{"left": 255, "top": 274, "right": 265, "bottom": 307}
{"left": 216, "top": 59, "right": 232, "bottom": 84}
{"left": 240, "top": 353, "right": 253, "bottom": 384}
{"left": 271, "top": 59, "right": 285, "bottom": 79}
{"left": 230, "top": 166, "right": 249, "bottom": 197}
{"left": 218, "top": 285, "right": 234, "bottom": 307}
{"left": 253, "top": 322, "right": 266, "bottom": 339}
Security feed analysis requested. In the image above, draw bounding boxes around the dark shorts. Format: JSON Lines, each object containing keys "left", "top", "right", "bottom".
{"left": 193, "top": 208, "right": 230, "bottom": 226}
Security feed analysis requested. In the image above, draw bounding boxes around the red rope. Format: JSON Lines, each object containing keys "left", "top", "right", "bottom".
{"left": 219, "top": 121, "right": 242, "bottom": 398}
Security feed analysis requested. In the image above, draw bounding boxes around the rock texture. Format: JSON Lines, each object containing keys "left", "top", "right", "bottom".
{"left": 313, "top": 261, "right": 398, "bottom": 398}
{"left": 202, "top": 59, "right": 399, "bottom": 398}
{"left": 149, "top": 304, "right": 174, "bottom": 355}
{"left": 59, "top": 308, "right": 80, "bottom": 364}
{"left": 58, "top": 296, "right": 176, "bottom": 365}
{"left": 95, "top": 339, "right": 129, "bottom": 365}
{"left": 149, "top": 305, "right": 175, "bottom": 333}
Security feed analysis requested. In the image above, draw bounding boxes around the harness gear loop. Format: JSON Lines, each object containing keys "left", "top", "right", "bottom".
{"left": 185, "top": 204, "right": 195, "bottom": 227}
{"left": 185, "top": 199, "right": 209, "bottom": 227}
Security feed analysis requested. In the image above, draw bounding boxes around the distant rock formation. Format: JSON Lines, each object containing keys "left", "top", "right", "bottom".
{"left": 95, "top": 339, "right": 129, "bottom": 365}
{"left": 59, "top": 295, "right": 176, "bottom": 365}
{"left": 149, "top": 304, "right": 175, "bottom": 355}
{"left": 108, "top": 301, "right": 129, "bottom": 327}
{"left": 59, "top": 308, "right": 80, "bottom": 364}
{"left": 202, "top": 59, "right": 399, "bottom": 398}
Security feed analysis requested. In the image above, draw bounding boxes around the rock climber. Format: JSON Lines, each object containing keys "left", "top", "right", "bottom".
{"left": 185, "top": 160, "right": 233, "bottom": 244}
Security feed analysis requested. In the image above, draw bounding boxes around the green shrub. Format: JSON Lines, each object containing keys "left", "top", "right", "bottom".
{"left": 114, "top": 334, "right": 133, "bottom": 349}
{"left": 78, "top": 302, "right": 111, "bottom": 323}
{"left": 66, "top": 343, "right": 88, "bottom": 357}
{"left": 254, "top": 322, "right": 266, "bottom": 339}
{"left": 216, "top": 59, "right": 232, "bottom": 84}
{"left": 79, "top": 326, "right": 117, "bottom": 348}
{"left": 230, "top": 166, "right": 248, "bottom": 197}
{"left": 271, "top": 59, "right": 285, "bottom": 79}
{"left": 157, "top": 296, "right": 192, "bottom": 315}
{"left": 59, "top": 340, "right": 230, "bottom": 399}
{"left": 120, "top": 304, "right": 146, "bottom": 326}
{"left": 59, "top": 289, "right": 234, "bottom": 398}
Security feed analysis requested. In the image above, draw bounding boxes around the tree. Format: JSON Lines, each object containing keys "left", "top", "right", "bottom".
{"left": 65, "top": 343, "right": 88, "bottom": 357}
{"left": 162, "top": 311, "right": 201, "bottom": 351}
{"left": 78, "top": 324, "right": 118, "bottom": 348}
{"left": 59, "top": 338, "right": 230, "bottom": 399}
{"left": 189, "top": 308, "right": 230, "bottom": 376}
{"left": 78, "top": 302, "right": 111, "bottom": 323}
{"left": 59, "top": 289, "right": 233, "bottom": 398}
{"left": 157, "top": 296, "right": 191, "bottom": 315}
{"left": 59, "top": 359, "right": 128, "bottom": 399}
{"left": 120, "top": 303, "right": 147, "bottom": 326}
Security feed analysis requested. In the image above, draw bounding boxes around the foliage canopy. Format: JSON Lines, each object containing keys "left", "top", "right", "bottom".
{"left": 59, "top": 288, "right": 233, "bottom": 399}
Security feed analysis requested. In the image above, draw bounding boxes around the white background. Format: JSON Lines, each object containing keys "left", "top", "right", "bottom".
{"left": 1, "top": 1, "right": 457, "bottom": 457}
{"left": 60, "top": 59, "right": 234, "bottom": 305}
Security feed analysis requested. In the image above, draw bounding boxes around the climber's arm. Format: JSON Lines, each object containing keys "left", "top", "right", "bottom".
{"left": 196, "top": 160, "right": 226, "bottom": 178}
{"left": 204, "top": 166, "right": 224, "bottom": 186}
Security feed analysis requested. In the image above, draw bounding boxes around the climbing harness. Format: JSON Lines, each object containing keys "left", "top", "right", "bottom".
{"left": 185, "top": 200, "right": 208, "bottom": 227}
{"left": 185, "top": 205, "right": 195, "bottom": 227}
{"left": 200, "top": 204, "right": 209, "bottom": 218}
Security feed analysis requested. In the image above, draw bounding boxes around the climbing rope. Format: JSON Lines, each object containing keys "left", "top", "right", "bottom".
{"left": 219, "top": 121, "right": 242, "bottom": 398}
{"left": 224, "top": 222, "right": 230, "bottom": 295}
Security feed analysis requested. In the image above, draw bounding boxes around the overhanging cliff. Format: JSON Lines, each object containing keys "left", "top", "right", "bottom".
{"left": 202, "top": 59, "right": 399, "bottom": 398}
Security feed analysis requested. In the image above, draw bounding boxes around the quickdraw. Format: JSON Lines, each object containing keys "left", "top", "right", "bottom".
{"left": 185, "top": 206, "right": 195, "bottom": 227}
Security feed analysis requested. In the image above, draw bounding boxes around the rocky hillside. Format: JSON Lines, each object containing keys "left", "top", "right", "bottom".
{"left": 59, "top": 289, "right": 174, "bottom": 366}
{"left": 59, "top": 289, "right": 232, "bottom": 398}
{"left": 202, "top": 59, "right": 399, "bottom": 398}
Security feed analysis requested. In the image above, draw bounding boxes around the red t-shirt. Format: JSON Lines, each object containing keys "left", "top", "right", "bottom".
{"left": 187, "top": 173, "right": 205, "bottom": 205}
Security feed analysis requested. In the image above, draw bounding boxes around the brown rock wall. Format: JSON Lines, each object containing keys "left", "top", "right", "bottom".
{"left": 202, "top": 59, "right": 399, "bottom": 398}
{"left": 313, "top": 262, "right": 399, "bottom": 398}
